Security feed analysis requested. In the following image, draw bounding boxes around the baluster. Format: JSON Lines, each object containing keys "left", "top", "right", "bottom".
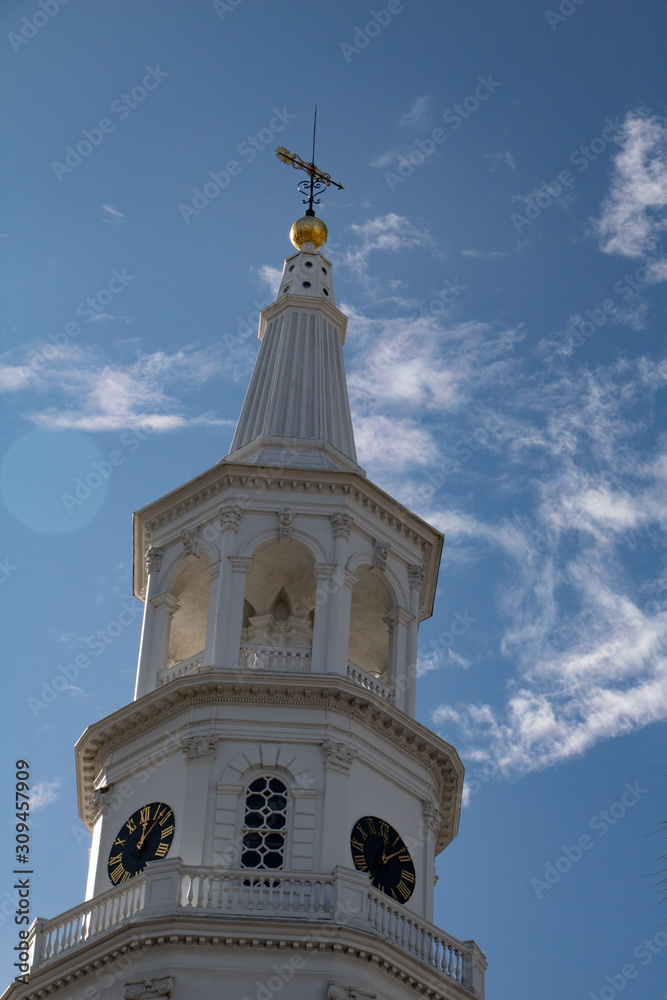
{"left": 447, "top": 944, "right": 456, "bottom": 978}
{"left": 455, "top": 949, "right": 463, "bottom": 982}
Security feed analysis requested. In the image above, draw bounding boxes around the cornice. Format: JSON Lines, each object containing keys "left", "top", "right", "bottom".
{"left": 14, "top": 915, "right": 482, "bottom": 1000}
{"left": 75, "top": 672, "right": 462, "bottom": 851}
{"left": 132, "top": 463, "right": 444, "bottom": 617}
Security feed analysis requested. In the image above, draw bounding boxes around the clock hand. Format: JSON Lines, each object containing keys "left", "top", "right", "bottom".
{"left": 380, "top": 846, "right": 406, "bottom": 864}
{"left": 137, "top": 813, "right": 161, "bottom": 850}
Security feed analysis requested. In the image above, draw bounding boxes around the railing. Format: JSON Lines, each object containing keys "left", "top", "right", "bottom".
{"left": 158, "top": 650, "right": 204, "bottom": 684}
{"left": 35, "top": 876, "right": 146, "bottom": 964}
{"left": 367, "top": 892, "right": 465, "bottom": 984}
{"left": 240, "top": 645, "right": 311, "bottom": 672}
{"left": 28, "top": 863, "right": 484, "bottom": 997}
{"left": 347, "top": 662, "right": 394, "bottom": 702}
{"left": 180, "top": 869, "right": 334, "bottom": 917}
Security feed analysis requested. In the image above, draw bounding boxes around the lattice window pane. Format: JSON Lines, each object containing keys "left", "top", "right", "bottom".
{"left": 241, "top": 775, "right": 288, "bottom": 869}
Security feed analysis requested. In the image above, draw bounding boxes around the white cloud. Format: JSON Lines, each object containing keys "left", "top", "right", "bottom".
{"left": 31, "top": 780, "right": 61, "bottom": 810}
{"left": 0, "top": 344, "right": 237, "bottom": 432}
{"left": 399, "top": 95, "right": 432, "bottom": 130}
{"left": 101, "top": 204, "right": 126, "bottom": 224}
{"left": 595, "top": 110, "right": 667, "bottom": 279}
{"left": 255, "top": 265, "right": 282, "bottom": 295}
{"left": 338, "top": 214, "right": 433, "bottom": 284}
{"left": 425, "top": 361, "right": 667, "bottom": 777}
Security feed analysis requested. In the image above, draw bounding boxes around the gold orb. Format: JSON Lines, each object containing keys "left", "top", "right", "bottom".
{"left": 290, "top": 215, "right": 328, "bottom": 250}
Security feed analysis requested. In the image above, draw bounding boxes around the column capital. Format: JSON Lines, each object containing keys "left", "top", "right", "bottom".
{"left": 373, "top": 539, "right": 390, "bottom": 571}
{"left": 314, "top": 562, "right": 337, "bottom": 579}
{"left": 383, "top": 605, "right": 415, "bottom": 628}
{"left": 229, "top": 555, "right": 253, "bottom": 574}
{"left": 408, "top": 563, "right": 425, "bottom": 590}
{"left": 330, "top": 511, "right": 353, "bottom": 540}
{"left": 278, "top": 506, "right": 294, "bottom": 538}
{"left": 145, "top": 546, "right": 164, "bottom": 574}
{"left": 219, "top": 502, "right": 243, "bottom": 533}
{"left": 150, "top": 591, "right": 180, "bottom": 616}
{"left": 204, "top": 559, "right": 221, "bottom": 579}
{"left": 322, "top": 739, "right": 357, "bottom": 774}
{"left": 181, "top": 736, "right": 218, "bottom": 762}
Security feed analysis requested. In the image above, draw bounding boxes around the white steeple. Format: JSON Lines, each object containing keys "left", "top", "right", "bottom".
{"left": 5, "top": 200, "right": 487, "bottom": 1000}
{"left": 227, "top": 216, "right": 360, "bottom": 472}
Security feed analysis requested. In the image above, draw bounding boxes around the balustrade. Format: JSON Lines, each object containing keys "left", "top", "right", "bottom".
{"left": 28, "top": 865, "right": 481, "bottom": 997}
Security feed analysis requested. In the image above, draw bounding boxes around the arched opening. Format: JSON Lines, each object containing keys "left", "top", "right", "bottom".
{"left": 167, "top": 553, "right": 212, "bottom": 669}
{"left": 348, "top": 565, "right": 394, "bottom": 681}
{"left": 241, "top": 540, "right": 316, "bottom": 670}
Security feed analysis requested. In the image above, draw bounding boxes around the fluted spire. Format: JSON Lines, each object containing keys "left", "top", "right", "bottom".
{"left": 225, "top": 219, "right": 361, "bottom": 473}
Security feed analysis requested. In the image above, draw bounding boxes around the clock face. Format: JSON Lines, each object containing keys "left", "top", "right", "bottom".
{"left": 107, "top": 802, "right": 175, "bottom": 885}
{"left": 350, "top": 815, "right": 415, "bottom": 903}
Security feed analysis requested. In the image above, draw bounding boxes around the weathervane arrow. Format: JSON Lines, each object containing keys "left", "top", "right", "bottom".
{"left": 276, "top": 108, "right": 343, "bottom": 216}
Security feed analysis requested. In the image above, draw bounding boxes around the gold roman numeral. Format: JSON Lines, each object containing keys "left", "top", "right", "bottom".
{"left": 353, "top": 853, "right": 368, "bottom": 870}
{"left": 109, "top": 863, "right": 127, "bottom": 883}
{"left": 351, "top": 836, "right": 365, "bottom": 850}
{"left": 154, "top": 842, "right": 169, "bottom": 858}
{"left": 108, "top": 853, "right": 123, "bottom": 866}
{"left": 160, "top": 824, "right": 174, "bottom": 837}
{"left": 366, "top": 818, "right": 377, "bottom": 834}
{"left": 140, "top": 806, "right": 150, "bottom": 824}
{"left": 401, "top": 869, "right": 415, "bottom": 883}
{"left": 396, "top": 880, "right": 411, "bottom": 900}
{"left": 113, "top": 837, "right": 126, "bottom": 847}
{"left": 125, "top": 818, "right": 137, "bottom": 833}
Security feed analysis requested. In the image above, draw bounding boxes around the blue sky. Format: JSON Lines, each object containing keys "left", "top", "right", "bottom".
{"left": 1, "top": 1, "right": 666, "bottom": 997}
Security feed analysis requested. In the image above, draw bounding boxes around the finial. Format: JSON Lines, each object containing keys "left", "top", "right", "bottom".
{"left": 276, "top": 108, "right": 344, "bottom": 250}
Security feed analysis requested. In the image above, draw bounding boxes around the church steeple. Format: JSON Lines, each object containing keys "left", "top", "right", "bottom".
{"left": 226, "top": 210, "right": 360, "bottom": 472}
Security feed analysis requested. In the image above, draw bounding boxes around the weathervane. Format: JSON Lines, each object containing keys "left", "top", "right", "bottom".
{"left": 276, "top": 107, "right": 343, "bottom": 216}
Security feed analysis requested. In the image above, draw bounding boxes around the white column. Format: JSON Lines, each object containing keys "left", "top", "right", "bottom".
{"left": 405, "top": 564, "right": 425, "bottom": 717}
{"left": 224, "top": 556, "right": 253, "bottom": 670}
{"left": 324, "top": 512, "right": 353, "bottom": 676}
{"left": 384, "top": 606, "right": 415, "bottom": 714}
{"left": 209, "top": 503, "right": 243, "bottom": 667}
{"left": 311, "top": 563, "right": 336, "bottom": 672}
{"left": 135, "top": 546, "right": 165, "bottom": 699}
{"left": 203, "top": 560, "right": 221, "bottom": 666}
{"left": 136, "top": 591, "right": 180, "bottom": 698}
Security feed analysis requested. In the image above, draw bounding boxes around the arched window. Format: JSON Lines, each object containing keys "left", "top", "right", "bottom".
{"left": 241, "top": 776, "right": 288, "bottom": 869}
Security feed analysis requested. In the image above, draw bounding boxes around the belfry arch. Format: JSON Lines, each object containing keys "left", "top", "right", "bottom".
{"left": 242, "top": 539, "right": 317, "bottom": 651}
{"left": 348, "top": 563, "right": 395, "bottom": 681}
{"left": 166, "top": 552, "right": 212, "bottom": 667}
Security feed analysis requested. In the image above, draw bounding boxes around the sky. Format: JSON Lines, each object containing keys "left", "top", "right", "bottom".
{"left": 1, "top": 1, "right": 666, "bottom": 997}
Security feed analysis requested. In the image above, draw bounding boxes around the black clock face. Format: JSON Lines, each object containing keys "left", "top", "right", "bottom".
{"left": 350, "top": 815, "right": 415, "bottom": 903}
{"left": 107, "top": 802, "right": 175, "bottom": 885}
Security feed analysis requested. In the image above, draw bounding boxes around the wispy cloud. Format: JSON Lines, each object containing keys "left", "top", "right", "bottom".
{"left": 254, "top": 264, "right": 282, "bottom": 295}
{"left": 595, "top": 110, "right": 667, "bottom": 280}
{"left": 31, "top": 780, "right": 61, "bottom": 810}
{"left": 337, "top": 214, "right": 433, "bottom": 287}
{"left": 101, "top": 204, "right": 126, "bottom": 224}
{"left": 344, "top": 288, "right": 667, "bottom": 777}
{"left": 484, "top": 150, "right": 515, "bottom": 172}
{"left": 0, "top": 344, "right": 237, "bottom": 431}
{"left": 399, "top": 95, "right": 432, "bottom": 130}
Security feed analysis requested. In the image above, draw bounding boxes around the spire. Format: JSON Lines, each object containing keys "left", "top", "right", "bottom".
{"left": 225, "top": 142, "right": 360, "bottom": 473}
